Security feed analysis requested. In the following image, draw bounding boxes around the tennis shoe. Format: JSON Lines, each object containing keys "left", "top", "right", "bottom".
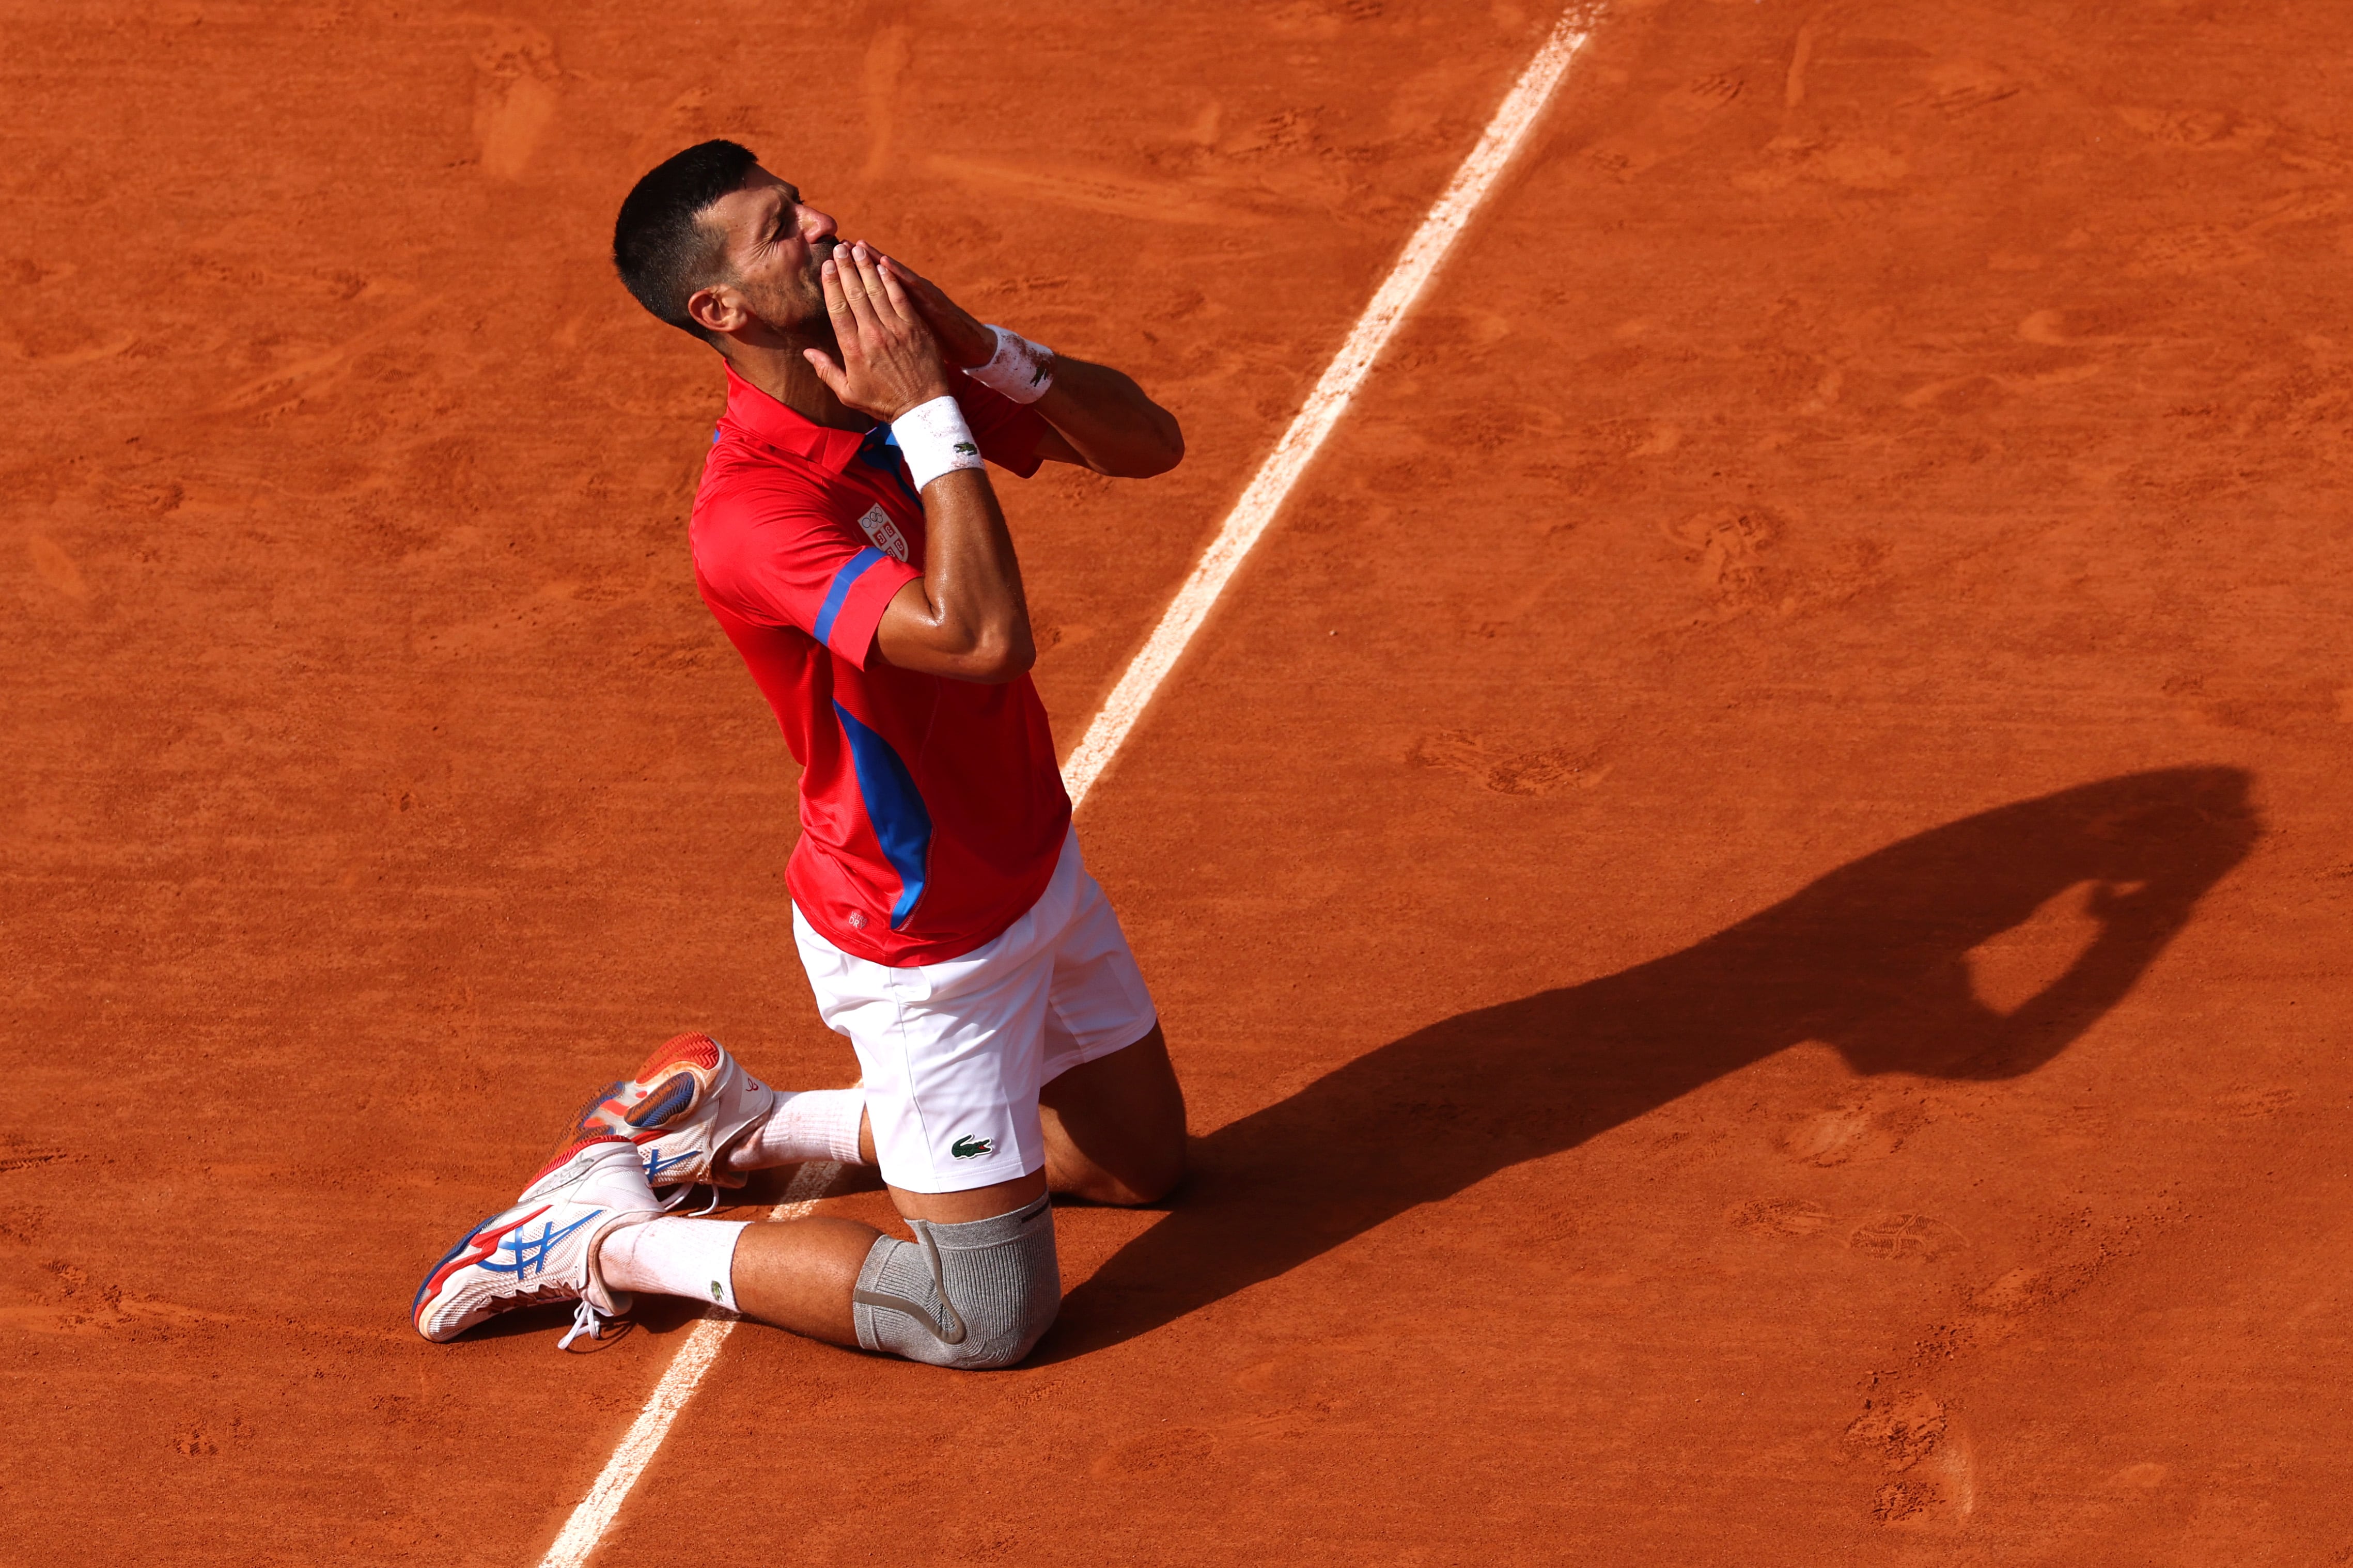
{"left": 566, "top": 1031, "right": 779, "bottom": 1191}
{"left": 412, "top": 1138, "right": 660, "bottom": 1347}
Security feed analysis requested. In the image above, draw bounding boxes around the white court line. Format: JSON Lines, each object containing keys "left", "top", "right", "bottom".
{"left": 1062, "top": 7, "right": 1598, "bottom": 807}
{"left": 538, "top": 1161, "right": 837, "bottom": 1568}
{"left": 536, "top": 11, "right": 1598, "bottom": 1563}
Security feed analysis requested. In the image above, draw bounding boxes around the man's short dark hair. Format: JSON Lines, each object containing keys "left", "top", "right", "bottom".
{"left": 613, "top": 139, "right": 760, "bottom": 344}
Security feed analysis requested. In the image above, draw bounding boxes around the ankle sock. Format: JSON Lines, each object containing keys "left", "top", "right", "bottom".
{"left": 722, "top": 1087, "right": 865, "bottom": 1172}
{"left": 599, "top": 1218, "right": 750, "bottom": 1312}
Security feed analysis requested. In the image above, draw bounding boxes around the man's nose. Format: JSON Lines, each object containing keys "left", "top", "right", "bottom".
{"left": 802, "top": 205, "right": 838, "bottom": 242}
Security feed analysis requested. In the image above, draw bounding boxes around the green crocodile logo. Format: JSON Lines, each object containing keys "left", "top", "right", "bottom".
{"left": 949, "top": 1134, "right": 994, "bottom": 1160}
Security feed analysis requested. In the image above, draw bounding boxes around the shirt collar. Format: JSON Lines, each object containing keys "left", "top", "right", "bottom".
{"left": 719, "top": 360, "right": 878, "bottom": 473}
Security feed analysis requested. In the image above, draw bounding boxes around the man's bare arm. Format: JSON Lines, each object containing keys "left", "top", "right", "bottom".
{"left": 1024, "top": 356, "right": 1184, "bottom": 478}
{"left": 880, "top": 254, "right": 1184, "bottom": 479}
{"left": 869, "top": 472, "right": 1033, "bottom": 684}
{"left": 802, "top": 243, "right": 1034, "bottom": 685}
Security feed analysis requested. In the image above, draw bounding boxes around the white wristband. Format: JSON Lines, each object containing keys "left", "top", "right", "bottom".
{"left": 964, "top": 324, "right": 1055, "bottom": 404}
{"left": 890, "top": 395, "right": 985, "bottom": 492}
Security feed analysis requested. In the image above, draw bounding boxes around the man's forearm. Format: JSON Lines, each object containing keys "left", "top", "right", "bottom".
{"left": 869, "top": 255, "right": 1183, "bottom": 479}
{"left": 1032, "top": 355, "right": 1183, "bottom": 478}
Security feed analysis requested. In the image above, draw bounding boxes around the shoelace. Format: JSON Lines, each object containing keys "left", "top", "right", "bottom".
{"left": 559, "top": 1298, "right": 619, "bottom": 1353}
{"left": 653, "top": 1181, "right": 725, "bottom": 1218}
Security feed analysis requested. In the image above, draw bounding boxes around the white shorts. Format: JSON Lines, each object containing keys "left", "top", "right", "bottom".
{"left": 791, "top": 827, "right": 1158, "bottom": 1194}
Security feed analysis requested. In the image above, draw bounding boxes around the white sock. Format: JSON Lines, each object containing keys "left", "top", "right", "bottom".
{"left": 599, "top": 1218, "right": 750, "bottom": 1312}
{"left": 722, "top": 1087, "right": 866, "bottom": 1172}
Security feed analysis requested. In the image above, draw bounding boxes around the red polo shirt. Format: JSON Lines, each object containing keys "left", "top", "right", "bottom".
{"left": 690, "top": 363, "right": 1071, "bottom": 965}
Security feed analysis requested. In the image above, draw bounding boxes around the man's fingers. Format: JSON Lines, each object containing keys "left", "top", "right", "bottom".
{"left": 802, "top": 346, "right": 848, "bottom": 391}
{"left": 816, "top": 242, "right": 954, "bottom": 417}
{"left": 846, "top": 242, "right": 908, "bottom": 327}
{"left": 875, "top": 254, "right": 915, "bottom": 316}
{"left": 886, "top": 264, "right": 947, "bottom": 326}
{"left": 820, "top": 257, "right": 877, "bottom": 370}
{"left": 819, "top": 256, "right": 855, "bottom": 327}
{"left": 882, "top": 256, "right": 952, "bottom": 320}
{"left": 876, "top": 255, "right": 990, "bottom": 359}
{"left": 880, "top": 257, "right": 941, "bottom": 312}
{"left": 833, "top": 249, "right": 884, "bottom": 336}
{"left": 878, "top": 254, "right": 933, "bottom": 296}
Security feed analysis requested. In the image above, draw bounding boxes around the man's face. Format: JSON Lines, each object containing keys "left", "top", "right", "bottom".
{"left": 700, "top": 167, "right": 842, "bottom": 339}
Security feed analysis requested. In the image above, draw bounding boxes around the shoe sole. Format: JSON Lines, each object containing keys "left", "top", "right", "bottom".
{"left": 564, "top": 1033, "right": 726, "bottom": 1150}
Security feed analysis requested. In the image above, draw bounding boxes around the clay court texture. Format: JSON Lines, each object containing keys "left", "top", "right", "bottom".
{"left": 7, "top": 0, "right": 2352, "bottom": 1560}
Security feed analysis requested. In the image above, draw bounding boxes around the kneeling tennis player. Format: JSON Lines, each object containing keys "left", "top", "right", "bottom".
{"left": 414, "top": 139, "right": 1188, "bottom": 1369}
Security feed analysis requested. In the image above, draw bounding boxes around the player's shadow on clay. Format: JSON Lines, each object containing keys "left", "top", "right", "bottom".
{"left": 1040, "top": 765, "right": 2258, "bottom": 1360}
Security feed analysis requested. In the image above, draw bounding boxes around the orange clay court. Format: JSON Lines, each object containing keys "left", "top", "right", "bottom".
{"left": 7, "top": 1, "right": 2353, "bottom": 1562}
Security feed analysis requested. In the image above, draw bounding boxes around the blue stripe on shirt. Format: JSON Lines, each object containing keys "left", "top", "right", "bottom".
{"left": 832, "top": 700, "right": 932, "bottom": 928}
{"left": 812, "top": 547, "right": 888, "bottom": 650}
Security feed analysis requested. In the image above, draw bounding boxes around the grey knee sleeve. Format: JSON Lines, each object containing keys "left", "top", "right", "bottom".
{"left": 852, "top": 1193, "right": 1059, "bottom": 1370}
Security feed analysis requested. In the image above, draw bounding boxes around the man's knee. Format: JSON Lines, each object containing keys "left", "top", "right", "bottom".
{"left": 851, "top": 1194, "right": 1059, "bottom": 1370}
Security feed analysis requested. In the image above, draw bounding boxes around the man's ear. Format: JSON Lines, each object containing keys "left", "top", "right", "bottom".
{"left": 686, "top": 282, "right": 744, "bottom": 339}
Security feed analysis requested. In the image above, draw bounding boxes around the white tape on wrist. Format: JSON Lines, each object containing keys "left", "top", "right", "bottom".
{"left": 890, "top": 395, "right": 985, "bottom": 492}
{"left": 965, "top": 325, "right": 1055, "bottom": 404}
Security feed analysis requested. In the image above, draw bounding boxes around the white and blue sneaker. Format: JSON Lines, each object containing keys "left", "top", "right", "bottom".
{"left": 412, "top": 1139, "right": 660, "bottom": 1349}
{"left": 563, "top": 1031, "right": 779, "bottom": 1193}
